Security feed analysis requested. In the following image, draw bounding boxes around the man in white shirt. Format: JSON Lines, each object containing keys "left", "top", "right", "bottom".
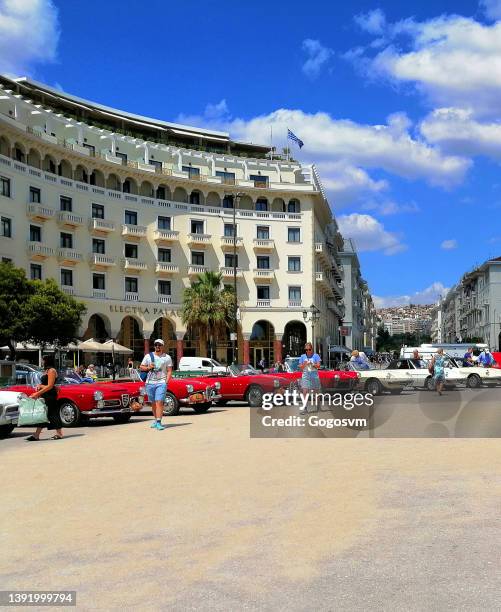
{"left": 140, "top": 339, "right": 173, "bottom": 430}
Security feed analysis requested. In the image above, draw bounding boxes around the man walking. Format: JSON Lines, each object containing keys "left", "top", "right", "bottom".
{"left": 140, "top": 339, "right": 172, "bottom": 430}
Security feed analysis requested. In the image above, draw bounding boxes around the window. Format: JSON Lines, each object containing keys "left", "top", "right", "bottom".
{"left": 158, "top": 216, "right": 171, "bottom": 230}
{"left": 215, "top": 170, "right": 235, "bottom": 184}
{"left": 257, "top": 286, "right": 270, "bottom": 300}
{"left": 288, "top": 256, "right": 301, "bottom": 272}
{"left": 124, "top": 243, "right": 138, "bottom": 259}
{"left": 189, "top": 191, "right": 200, "bottom": 205}
{"left": 124, "top": 210, "right": 137, "bottom": 225}
{"left": 256, "top": 226, "right": 270, "bottom": 239}
{"left": 60, "top": 196, "right": 72, "bottom": 212}
{"left": 29, "top": 187, "right": 41, "bottom": 203}
{"left": 115, "top": 151, "right": 127, "bottom": 164}
{"left": 0, "top": 176, "right": 10, "bottom": 197}
{"left": 83, "top": 143, "right": 95, "bottom": 155}
{"left": 156, "top": 186, "right": 166, "bottom": 200}
{"left": 158, "top": 248, "right": 171, "bottom": 262}
{"left": 149, "top": 159, "right": 162, "bottom": 170}
{"left": 225, "top": 253, "right": 238, "bottom": 267}
{"left": 257, "top": 256, "right": 270, "bottom": 269}
{"left": 2, "top": 257, "right": 12, "bottom": 264}
{"left": 60, "top": 232, "right": 73, "bottom": 248}
{"left": 158, "top": 280, "right": 171, "bottom": 295}
{"left": 92, "top": 239, "right": 105, "bottom": 254}
{"left": 1, "top": 216, "right": 12, "bottom": 238}
{"left": 92, "top": 203, "right": 104, "bottom": 219}
{"left": 288, "top": 200, "right": 300, "bottom": 213}
{"left": 224, "top": 223, "right": 236, "bottom": 237}
{"left": 191, "top": 220, "right": 204, "bottom": 234}
{"left": 223, "top": 195, "right": 234, "bottom": 209}
{"left": 125, "top": 277, "right": 138, "bottom": 293}
{"left": 289, "top": 286, "right": 301, "bottom": 301}
{"left": 249, "top": 174, "right": 269, "bottom": 188}
{"left": 61, "top": 269, "right": 73, "bottom": 286}
{"left": 93, "top": 273, "right": 105, "bottom": 290}
{"left": 256, "top": 198, "right": 268, "bottom": 211}
{"left": 191, "top": 251, "right": 204, "bottom": 265}
{"left": 182, "top": 166, "right": 200, "bottom": 180}
{"left": 30, "top": 264, "right": 42, "bottom": 280}
{"left": 288, "top": 227, "right": 301, "bottom": 242}
{"left": 30, "top": 225, "right": 41, "bottom": 242}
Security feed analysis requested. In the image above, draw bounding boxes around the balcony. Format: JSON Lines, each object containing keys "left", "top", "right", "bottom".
{"left": 57, "top": 211, "right": 84, "bottom": 228}
{"left": 331, "top": 280, "right": 343, "bottom": 300}
{"left": 331, "top": 258, "right": 343, "bottom": 280}
{"left": 315, "top": 242, "right": 330, "bottom": 266}
{"left": 220, "top": 267, "right": 243, "bottom": 278}
{"left": 89, "top": 253, "right": 116, "bottom": 269}
{"left": 328, "top": 299, "right": 344, "bottom": 318}
{"left": 256, "top": 299, "right": 271, "bottom": 308}
{"left": 188, "top": 265, "right": 208, "bottom": 276}
{"left": 187, "top": 233, "right": 212, "bottom": 247}
{"left": 288, "top": 300, "right": 302, "bottom": 308}
{"left": 153, "top": 229, "right": 179, "bottom": 244}
{"left": 122, "top": 258, "right": 147, "bottom": 272}
{"left": 57, "top": 248, "right": 83, "bottom": 265}
{"left": 253, "top": 238, "right": 275, "bottom": 252}
{"left": 27, "top": 203, "right": 55, "bottom": 221}
{"left": 89, "top": 218, "right": 116, "bottom": 234}
{"left": 125, "top": 292, "right": 139, "bottom": 301}
{"left": 92, "top": 289, "right": 106, "bottom": 299}
{"left": 27, "top": 242, "right": 55, "bottom": 260}
{"left": 220, "top": 236, "right": 244, "bottom": 251}
{"left": 121, "top": 224, "right": 147, "bottom": 239}
{"left": 157, "top": 295, "right": 172, "bottom": 304}
{"left": 61, "top": 286, "right": 75, "bottom": 296}
{"left": 253, "top": 269, "right": 274, "bottom": 282}
{"left": 315, "top": 271, "right": 332, "bottom": 294}
{"left": 155, "top": 262, "right": 179, "bottom": 275}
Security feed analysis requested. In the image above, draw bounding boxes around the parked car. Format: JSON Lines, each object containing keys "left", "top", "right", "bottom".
{"left": 344, "top": 361, "right": 409, "bottom": 395}
{"left": 280, "top": 357, "right": 360, "bottom": 392}
{"left": 178, "top": 356, "right": 227, "bottom": 374}
{"left": 4, "top": 371, "right": 146, "bottom": 426}
{"left": 0, "top": 389, "right": 20, "bottom": 437}
{"left": 192, "top": 364, "right": 291, "bottom": 407}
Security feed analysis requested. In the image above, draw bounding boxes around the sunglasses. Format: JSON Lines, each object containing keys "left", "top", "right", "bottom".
{"left": 305, "top": 348, "right": 313, "bottom": 352}
{"left": 154, "top": 343, "right": 163, "bottom": 347}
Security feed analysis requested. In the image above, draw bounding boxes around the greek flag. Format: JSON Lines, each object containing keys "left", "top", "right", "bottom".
{"left": 287, "top": 129, "right": 304, "bottom": 149}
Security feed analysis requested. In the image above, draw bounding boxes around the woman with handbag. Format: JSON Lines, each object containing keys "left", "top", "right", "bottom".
{"left": 26, "top": 354, "right": 63, "bottom": 441}
{"left": 431, "top": 348, "right": 446, "bottom": 396}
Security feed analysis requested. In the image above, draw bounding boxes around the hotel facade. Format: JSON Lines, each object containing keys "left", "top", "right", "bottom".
{"left": 0, "top": 75, "right": 361, "bottom": 366}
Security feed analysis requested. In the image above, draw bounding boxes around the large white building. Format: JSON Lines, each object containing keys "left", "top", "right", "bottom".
{"left": 0, "top": 75, "right": 367, "bottom": 366}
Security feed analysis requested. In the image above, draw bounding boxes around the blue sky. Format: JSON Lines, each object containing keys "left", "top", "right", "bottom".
{"left": 1, "top": 0, "right": 500, "bottom": 306}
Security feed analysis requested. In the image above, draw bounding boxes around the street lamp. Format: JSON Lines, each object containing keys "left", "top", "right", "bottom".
{"left": 232, "top": 193, "right": 243, "bottom": 363}
{"left": 303, "top": 304, "right": 321, "bottom": 351}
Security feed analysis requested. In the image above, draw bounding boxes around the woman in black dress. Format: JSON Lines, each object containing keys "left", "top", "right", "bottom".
{"left": 26, "top": 354, "right": 63, "bottom": 441}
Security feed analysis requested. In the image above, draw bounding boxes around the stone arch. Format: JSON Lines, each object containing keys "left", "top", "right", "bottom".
{"left": 140, "top": 180, "right": 154, "bottom": 197}
{"left": 0, "top": 134, "right": 11, "bottom": 157}
{"left": 27, "top": 147, "right": 42, "bottom": 169}
{"left": 206, "top": 191, "right": 221, "bottom": 206}
{"left": 74, "top": 163, "right": 89, "bottom": 183}
{"left": 288, "top": 198, "right": 301, "bottom": 213}
{"left": 12, "top": 141, "right": 26, "bottom": 162}
{"left": 189, "top": 189, "right": 204, "bottom": 205}
{"left": 82, "top": 313, "right": 110, "bottom": 343}
{"left": 123, "top": 177, "right": 138, "bottom": 194}
{"left": 238, "top": 194, "right": 253, "bottom": 210}
{"left": 156, "top": 183, "right": 171, "bottom": 200}
{"left": 173, "top": 186, "right": 188, "bottom": 203}
{"left": 58, "top": 158, "right": 73, "bottom": 179}
{"left": 42, "top": 153, "right": 58, "bottom": 174}
{"left": 283, "top": 320, "right": 307, "bottom": 357}
{"left": 150, "top": 317, "right": 177, "bottom": 362}
{"left": 106, "top": 173, "right": 121, "bottom": 191}
{"left": 271, "top": 197, "right": 285, "bottom": 212}
{"left": 117, "top": 315, "right": 144, "bottom": 362}
{"left": 90, "top": 168, "right": 105, "bottom": 187}
{"left": 249, "top": 319, "right": 275, "bottom": 368}
{"left": 255, "top": 197, "right": 268, "bottom": 212}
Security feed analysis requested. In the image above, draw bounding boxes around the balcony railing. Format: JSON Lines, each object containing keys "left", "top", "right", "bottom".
{"left": 220, "top": 236, "right": 244, "bottom": 250}
{"left": 125, "top": 292, "right": 139, "bottom": 301}
{"left": 288, "top": 300, "right": 302, "bottom": 308}
{"left": 27, "top": 242, "right": 55, "bottom": 259}
{"left": 187, "top": 232, "right": 212, "bottom": 246}
{"left": 92, "top": 289, "right": 106, "bottom": 299}
{"left": 57, "top": 211, "right": 84, "bottom": 227}
{"left": 220, "top": 267, "right": 243, "bottom": 277}
{"left": 89, "top": 218, "right": 116, "bottom": 233}
{"left": 57, "top": 248, "right": 83, "bottom": 265}
{"left": 253, "top": 269, "right": 274, "bottom": 281}
{"left": 122, "top": 258, "right": 147, "bottom": 271}
{"left": 27, "top": 203, "right": 55, "bottom": 221}
{"left": 253, "top": 238, "right": 275, "bottom": 251}
{"left": 153, "top": 229, "right": 179, "bottom": 244}
{"left": 158, "top": 295, "right": 172, "bottom": 304}
{"left": 256, "top": 299, "right": 271, "bottom": 308}
{"left": 61, "top": 285, "right": 74, "bottom": 295}
{"left": 89, "top": 253, "right": 116, "bottom": 268}
{"left": 121, "top": 224, "right": 147, "bottom": 238}
{"left": 155, "top": 262, "right": 179, "bottom": 275}
{"left": 188, "top": 264, "right": 208, "bottom": 275}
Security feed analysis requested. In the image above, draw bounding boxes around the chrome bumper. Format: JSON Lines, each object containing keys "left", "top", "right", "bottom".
{"left": 84, "top": 408, "right": 136, "bottom": 417}
{"left": 179, "top": 393, "right": 222, "bottom": 404}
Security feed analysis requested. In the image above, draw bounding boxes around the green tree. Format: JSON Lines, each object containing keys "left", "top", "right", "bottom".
{"left": 0, "top": 262, "right": 34, "bottom": 358}
{"left": 181, "top": 271, "right": 235, "bottom": 359}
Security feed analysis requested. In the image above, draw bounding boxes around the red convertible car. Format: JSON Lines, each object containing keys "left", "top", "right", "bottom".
{"left": 264, "top": 357, "right": 360, "bottom": 392}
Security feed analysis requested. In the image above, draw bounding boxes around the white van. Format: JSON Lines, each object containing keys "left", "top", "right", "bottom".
{"left": 400, "top": 343, "right": 487, "bottom": 361}
{"left": 178, "top": 357, "right": 227, "bottom": 373}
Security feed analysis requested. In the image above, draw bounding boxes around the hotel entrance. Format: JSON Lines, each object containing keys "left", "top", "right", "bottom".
{"left": 250, "top": 320, "right": 274, "bottom": 369}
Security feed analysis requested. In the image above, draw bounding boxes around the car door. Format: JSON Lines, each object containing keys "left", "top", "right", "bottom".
{"left": 443, "top": 359, "right": 464, "bottom": 385}
{"left": 408, "top": 359, "right": 429, "bottom": 388}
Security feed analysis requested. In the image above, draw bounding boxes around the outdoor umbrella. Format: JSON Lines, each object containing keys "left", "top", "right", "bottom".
{"left": 77, "top": 338, "right": 108, "bottom": 352}
{"left": 102, "top": 340, "right": 133, "bottom": 354}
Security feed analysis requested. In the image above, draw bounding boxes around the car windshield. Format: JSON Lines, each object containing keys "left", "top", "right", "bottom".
{"left": 285, "top": 358, "right": 300, "bottom": 372}
{"left": 347, "top": 361, "right": 375, "bottom": 371}
{"left": 230, "top": 364, "right": 258, "bottom": 376}
{"left": 409, "top": 359, "right": 428, "bottom": 369}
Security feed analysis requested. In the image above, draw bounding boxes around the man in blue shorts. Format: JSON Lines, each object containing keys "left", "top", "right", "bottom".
{"left": 140, "top": 339, "right": 173, "bottom": 430}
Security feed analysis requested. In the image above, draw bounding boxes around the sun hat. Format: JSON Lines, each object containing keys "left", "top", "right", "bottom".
{"left": 153, "top": 339, "right": 164, "bottom": 345}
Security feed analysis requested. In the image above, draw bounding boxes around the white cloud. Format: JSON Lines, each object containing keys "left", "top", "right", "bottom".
{"left": 374, "top": 282, "right": 448, "bottom": 307}
{"left": 480, "top": 0, "right": 501, "bottom": 21}
{"left": 349, "top": 12, "right": 501, "bottom": 116}
{"left": 441, "top": 239, "right": 458, "bottom": 250}
{"left": 361, "top": 199, "right": 420, "bottom": 215}
{"left": 337, "top": 213, "right": 406, "bottom": 255}
{"left": 301, "top": 39, "right": 334, "bottom": 79}
{"left": 354, "top": 8, "right": 387, "bottom": 35}
{"left": 315, "top": 161, "right": 388, "bottom": 207}
{"left": 0, "top": 0, "right": 59, "bottom": 76}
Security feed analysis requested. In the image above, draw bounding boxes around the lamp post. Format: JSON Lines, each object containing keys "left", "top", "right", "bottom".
{"left": 303, "top": 304, "right": 321, "bottom": 352}
{"left": 232, "top": 193, "right": 243, "bottom": 363}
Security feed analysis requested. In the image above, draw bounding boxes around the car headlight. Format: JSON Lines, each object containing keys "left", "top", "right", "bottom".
{"left": 356, "top": 372, "right": 361, "bottom": 378}
{"left": 17, "top": 393, "right": 28, "bottom": 400}
{"left": 186, "top": 384, "right": 194, "bottom": 393}
{"left": 273, "top": 379, "right": 280, "bottom": 388}
{"left": 93, "top": 390, "right": 104, "bottom": 401}
{"left": 334, "top": 374, "right": 340, "bottom": 379}
{"left": 139, "top": 386, "right": 146, "bottom": 395}
{"left": 214, "top": 381, "right": 221, "bottom": 390}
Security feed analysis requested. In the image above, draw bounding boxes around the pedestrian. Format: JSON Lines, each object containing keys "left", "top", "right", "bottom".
{"left": 276, "top": 361, "right": 284, "bottom": 373}
{"left": 85, "top": 363, "right": 98, "bottom": 381}
{"left": 430, "top": 348, "right": 446, "bottom": 396}
{"left": 462, "top": 347, "right": 475, "bottom": 367}
{"left": 25, "top": 354, "right": 64, "bottom": 441}
{"left": 140, "top": 339, "right": 172, "bottom": 431}
{"left": 350, "top": 350, "right": 370, "bottom": 370}
{"left": 127, "top": 357, "right": 134, "bottom": 370}
{"left": 478, "top": 349, "right": 494, "bottom": 367}
{"left": 410, "top": 349, "right": 422, "bottom": 367}
{"left": 258, "top": 357, "right": 266, "bottom": 372}
{"left": 298, "top": 342, "right": 321, "bottom": 396}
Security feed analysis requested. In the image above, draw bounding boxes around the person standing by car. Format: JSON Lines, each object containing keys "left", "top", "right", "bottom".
{"left": 463, "top": 347, "right": 475, "bottom": 367}
{"left": 140, "top": 339, "right": 172, "bottom": 430}
{"left": 26, "top": 354, "right": 63, "bottom": 441}
{"left": 298, "top": 342, "right": 321, "bottom": 397}
{"left": 478, "top": 349, "right": 494, "bottom": 367}
{"left": 431, "top": 348, "right": 446, "bottom": 396}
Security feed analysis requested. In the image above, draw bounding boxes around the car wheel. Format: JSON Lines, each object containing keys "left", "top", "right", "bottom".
{"left": 467, "top": 374, "right": 481, "bottom": 389}
{"left": 192, "top": 403, "right": 211, "bottom": 414}
{"left": 163, "top": 392, "right": 180, "bottom": 416}
{"left": 246, "top": 385, "right": 264, "bottom": 407}
{"left": 0, "top": 424, "right": 15, "bottom": 438}
{"left": 113, "top": 414, "right": 131, "bottom": 424}
{"left": 59, "top": 401, "right": 81, "bottom": 427}
{"left": 365, "top": 379, "right": 381, "bottom": 396}
{"left": 426, "top": 376, "right": 435, "bottom": 391}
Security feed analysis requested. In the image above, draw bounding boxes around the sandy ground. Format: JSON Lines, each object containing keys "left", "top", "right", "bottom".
{"left": 2, "top": 406, "right": 501, "bottom": 611}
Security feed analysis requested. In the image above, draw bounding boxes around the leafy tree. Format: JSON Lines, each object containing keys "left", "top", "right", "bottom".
{"left": 181, "top": 271, "right": 235, "bottom": 358}
{"left": 25, "top": 279, "right": 86, "bottom": 348}
{"left": 0, "top": 262, "right": 34, "bottom": 358}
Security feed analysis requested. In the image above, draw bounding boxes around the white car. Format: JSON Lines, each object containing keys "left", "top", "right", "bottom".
{"left": 0, "top": 389, "right": 21, "bottom": 437}
{"left": 344, "top": 362, "right": 410, "bottom": 395}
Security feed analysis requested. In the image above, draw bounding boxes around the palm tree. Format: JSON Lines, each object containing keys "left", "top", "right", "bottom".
{"left": 181, "top": 271, "right": 236, "bottom": 358}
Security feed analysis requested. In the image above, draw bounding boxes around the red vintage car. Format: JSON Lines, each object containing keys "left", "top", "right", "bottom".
{"left": 5, "top": 370, "right": 146, "bottom": 427}
{"left": 189, "top": 364, "right": 291, "bottom": 407}
{"left": 265, "top": 357, "right": 360, "bottom": 391}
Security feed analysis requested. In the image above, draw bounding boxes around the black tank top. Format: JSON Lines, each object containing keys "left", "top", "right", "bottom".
{"left": 41, "top": 370, "right": 58, "bottom": 401}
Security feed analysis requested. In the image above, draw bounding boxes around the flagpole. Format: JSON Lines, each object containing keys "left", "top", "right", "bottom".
{"left": 270, "top": 125, "right": 273, "bottom": 160}
{"left": 286, "top": 127, "right": 289, "bottom": 162}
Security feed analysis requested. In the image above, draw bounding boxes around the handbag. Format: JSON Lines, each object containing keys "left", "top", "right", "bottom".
{"left": 139, "top": 352, "right": 155, "bottom": 382}
{"left": 18, "top": 396, "right": 48, "bottom": 426}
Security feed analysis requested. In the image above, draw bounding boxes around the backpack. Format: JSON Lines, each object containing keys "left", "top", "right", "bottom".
{"left": 139, "top": 352, "right": 155, "bottom": 382}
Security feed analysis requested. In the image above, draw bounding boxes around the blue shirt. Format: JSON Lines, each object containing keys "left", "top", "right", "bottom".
{"left": 463, "top": 352, "right": 474, "bottom": 366}
{"left": 299, "top": 353, "right": 321, "bottom": 369}
{"left": 478, "top": 352, "right": 493, "bottom": 366}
